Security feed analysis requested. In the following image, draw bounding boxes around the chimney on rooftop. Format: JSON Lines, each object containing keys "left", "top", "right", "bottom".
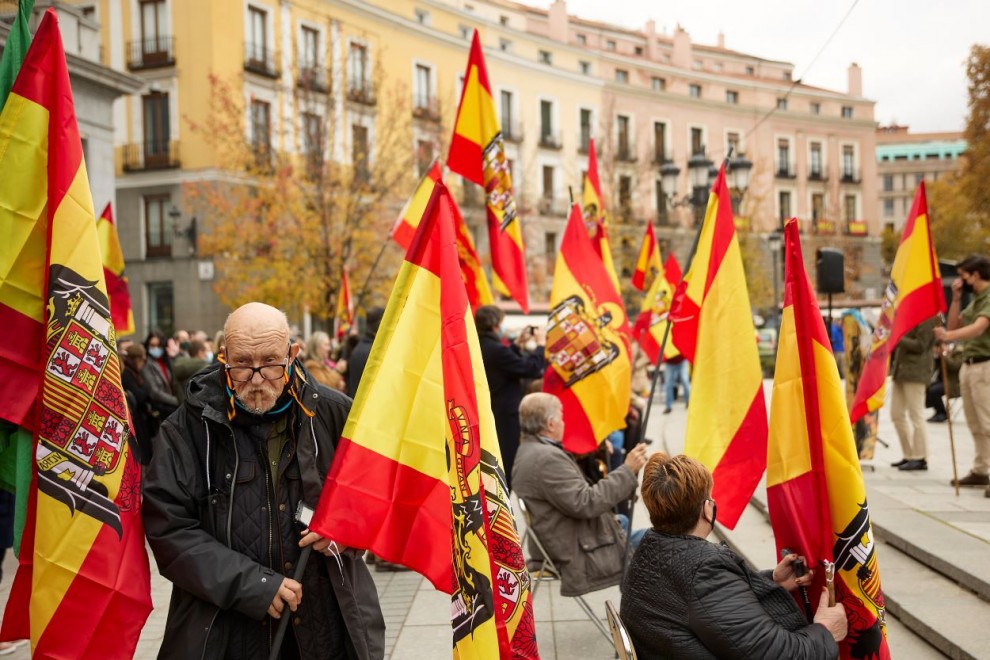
{"left": 548, "top": 0, "right": 568, "bottom": 43}
{"left": 672, "top": 25, "right": 691, "bottom": 69}
{"left": 645, "top": 19, "right": 658, "bottom": 60}
{"left": 847, "top": 62, "right": 862, "bottom": 97}
{"left": 717, "top": 31, "right": 725, "bottom": 49}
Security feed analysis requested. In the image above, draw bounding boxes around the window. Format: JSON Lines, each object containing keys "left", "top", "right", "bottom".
{"left": 147, "top": 281, "right": 175, "bottom": 338}
{"left": 812, "top": 193, "right": 824, "bottom": 222}
{"left": 576, "top": 34, "right": 586, "bottom": 45}
{"left": 615, "top": 69, "right": 628, "bottom": 83}
{"left": 579, "top": 61, "right": 591, "bottom": 75}
{"left": 692, "top": 59, "right": 702, "bottom": 70}
{"left": 842, "top": 145, "right": 856, "bottom": 180}
{"left": 544, "top": 232, "right": 557, "bottom": 274}
{"left": 499, "top": 38, "right": 512, "bottom": 52}
{"left": 300, "top": 26, "right": 319, "bottom": 70}
{"left": 618, "top": 175, "right": 632, "bottom": 212}
{"left": 348, "top": 43, "right": 368, "bottom": 94}
{"left": 414, "top": 63, "right": 432, "bottom": 110}
{"left": 617, "top": 115, "right": 631, "bottom": 159}
{"left": 416, "top": 139, "right": 433, "bottom": 177}
{"left": 726, "top": 131, "right": 740, "bottom": 158}
{"left": 302, "top": 112, "right": 323, "bottom": 159}
{"left": 250, "top": 99, "right": 271, "bottom": 156}
{"left": 844, "top": 194, "right": 857, "bottom": 221}
{"left": 459, "top": 24, "right": 471, "bottom": 39}
{"left": 538, "top": 50, "right": 552, "bottom": 65}
{"left": 842, "top": 106, "right": 853, "bottom": 119}
{"left": 745, "top": 65, "right": 755, "bottom": 75}
{"left": 726, "top": 90, "right": 738, "bottom": 104}
{"left": 689, "top": 84, "right": 701, "bottom": 98}
{"left": 778, "top": 191, "right": 792, "bottom": 223}
{"left": 654, "top": 122, "right": 667, "bottom": 162}
{"left": 883, "top": 175, "right": 893, "bottom": 192}
{"left": 142, "top": 92, "right": 170, "bottom": 167}
{"left": 777, "top": 138, "right": 791, "bottom": 176}
{"left": 915, "top": 173, "right": 925, "bottom": 186}
{"left": 884, "top": 199, "right": 895, "bottom": 216}
{"left": 499, "top": 14, "right": 509, "bottom": 26}
{"left": 140, "top": 0, "right": 167, "bottom": 53}
{"left": 540, "top": 100, "right": 553, "bottom": 144}
{"left": 500, "top": 90, "right": 515, "bottom": 139}
{"left": 810, "top": 102, "right": 821, "bottom": 115}
{"left": 414, "top": 8, "right": 430, "bottom": 25}
{"left": 606, "top": 40, "right": 616, "bottom": 51}
{"left": 247, "top": 6, "right": 267, "bottom": 64}
{"left": 635, "top": 46, "right": 643, "bottom": 56}
{"left": 809, "top": 142, "right": 823, "bottom": 178}
{"left": 352, "top": 124, "right": 369, "bottom": 182}
{"left": 656, "top": 180, "right": 669, "bottom": 225}
{"left": 579, "top": 108, "right": 592, "bottom": 152}
{"left": 690, "top": 127, "right": 704, "bottom": 156}
{"left": 144, "top": 196, "right": 172, "bottom": 258}
{"left": 776, "top": 97, "right": 787, "bottom": 111}
{"left": 542, "top": 165, "right": 554, "bottom": 200}
{"left": 651, "top": 77, "right": 665, "bottom": 91}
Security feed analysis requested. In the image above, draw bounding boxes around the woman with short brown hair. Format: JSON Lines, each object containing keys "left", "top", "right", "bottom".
{"left": 621, "top": 452, "right": 848, "bottom": 659}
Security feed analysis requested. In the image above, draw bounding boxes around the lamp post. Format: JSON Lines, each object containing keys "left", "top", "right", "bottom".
{"left": 659, "top": 153, "right": 752, "bottom": 222}
{"left": 767, "top": 231, "right": 783, "bottom": 330}
{"left": 169, "top": 206, "right": 197, "bottom": 256}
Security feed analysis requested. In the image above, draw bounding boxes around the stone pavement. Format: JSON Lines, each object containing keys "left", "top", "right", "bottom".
{"left": 0, "top": 379, "right": 985, "bottom": 658}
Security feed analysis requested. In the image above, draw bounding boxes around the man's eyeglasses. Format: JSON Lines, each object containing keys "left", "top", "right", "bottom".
{"left": 225, "top": 359, "right": 289, "bottom": 383}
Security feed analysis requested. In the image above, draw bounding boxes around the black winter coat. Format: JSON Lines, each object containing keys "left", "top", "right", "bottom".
{"left": 621, "top": 530, "right": 838, "bottom": 659}
{"left": 143, "top": 363, "right": 385, "bottom": 660}
{"left": 477, "top": 333, "right": 545, "bottom": 488}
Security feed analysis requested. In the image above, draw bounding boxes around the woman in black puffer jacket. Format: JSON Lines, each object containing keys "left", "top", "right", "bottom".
{"left": 620, "top": 452, "right": 847, "bottom": 659}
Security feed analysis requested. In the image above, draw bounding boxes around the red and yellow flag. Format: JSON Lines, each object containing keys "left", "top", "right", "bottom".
{"left": 631, "top": 223, "right": 660, "bottom": 292}
{"left": 0, "top": 10, "right": 152, "bottom": 655}
{"left": 543, "top": 203, "right": 631, "bottom": 455}
{"left": 582, "top": 137, "right": 620, "bottom": 291}
{"left": 96, "top": 203, "right": 134, "bottom": 336}
{"left": 393, "top": 160, "right": 494, "bottom": 309}
{"left": 850, "top": 182, "right": 944, "bottom": 422}
{"left": 673, "top": 164, "right": 766, "bottom": 529}
{"left": 665, "top": 253, "right": 682, "bottom": 289}
{"left": 312, "top": 180, "right": 538, "bottom": 658}
{"left": 768, "top": 219, "right": 890, "bottom": 659}
{"left": 633, "top": 251, "right": 680, "bottom": 366}
{"left": 447, "top": 29, "right": 528, "bottom": 312}
{"left": 334, "top": 266, "right": 353, "bottom": 341}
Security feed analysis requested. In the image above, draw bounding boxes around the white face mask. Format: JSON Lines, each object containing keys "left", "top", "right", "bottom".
{"left": 524, "top": 340, "right": 538, "bottom": 352}
{"left": 204, "top": 351, "right": 214, "bottom": 363}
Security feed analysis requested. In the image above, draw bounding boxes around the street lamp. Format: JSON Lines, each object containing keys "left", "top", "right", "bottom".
{"left": 660, "top": 153, "right": 752, "bottom": 225}
{"left": 169, "top": 206, "right": 197, "bottom": 256}
{"left": 767, "top": 230, "right": 783, "bottom": 330}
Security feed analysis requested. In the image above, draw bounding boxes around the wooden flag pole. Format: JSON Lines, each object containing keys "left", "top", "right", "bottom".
{"left": 939, "top": 339, "right": 960, "bottom": 498}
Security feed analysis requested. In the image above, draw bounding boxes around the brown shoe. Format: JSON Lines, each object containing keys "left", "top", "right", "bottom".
{"left": 951, "top": 472, "right": 990, "bottom": 487}
{"left": 986, "top": 486, "right": 990, "bottom": 499}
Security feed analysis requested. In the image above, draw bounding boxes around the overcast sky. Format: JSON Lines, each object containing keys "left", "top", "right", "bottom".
{"left": 532, "top": 0, "right": 986, "bottom": 133}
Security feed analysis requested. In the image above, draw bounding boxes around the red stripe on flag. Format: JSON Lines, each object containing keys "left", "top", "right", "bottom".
{"left": 316, "top": 438, "right": 454, "bottom": 592}
{"left": 0, "top": 305, "right": 43, "bottom": 429}
{"left": 552, "top": 383, "right": 600, "bottom": 456}
{"left": 709, "top": 387, "right": 769, "bottom": 529}
{"left": 702, "top": 175, "right": 735, "bottom": 296}
{"left": 447, "top": 133, "right": 485, "bottom": 186}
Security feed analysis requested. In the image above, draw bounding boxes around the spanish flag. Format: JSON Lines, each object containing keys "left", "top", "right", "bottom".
{"left": 0, "top": 10, "right": 152, "bottom": 655}
{"left": 582, "top": 137, "right": 620, "bottom": 291}
{"left": 393, "top": 160, "right": 494, "bottom": 309}
{"left": 675, "top": 164, "right": 766, "bottom": 529}
{"left": 850, "top": 182, "right": 944, "bottom": 422}
{"left": 543, "top": 204, "right": 631, "bottom": 455}
{"left": 96, "top": 203, "right": 134, "bottom": 336}
{"left": 633, "top": 252, "right": 679, "bottom": 366}
{"left": 334, "top": 266, "right": 352, "bottom": 341}
{"left": 448, "top": 29, "right": 529, "bottom": 312}
{"left": 631, "top": 222, "right": 660, "bottom": 291}
{"left": 768, "top": 219, "right": 890, "bottom": 659}
{"left": 311, "top": 180, "right": 538, "bottom": 658}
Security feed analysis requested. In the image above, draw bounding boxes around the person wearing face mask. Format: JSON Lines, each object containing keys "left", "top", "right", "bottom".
{"left": 142, "top": 302, "right": 385, "bottom": 659}
{"left": 621, "top": 452, "right": 847, "bottom": 659}
{"left": 474, "top": 305, "right": 546, "bottom": 491}
{"left": 142, "top": 330, "right": 179, "bottom": 431}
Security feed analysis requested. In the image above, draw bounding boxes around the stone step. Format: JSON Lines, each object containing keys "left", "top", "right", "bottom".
{"left": 718, "top": 496, "right": 990, "bottom": 659}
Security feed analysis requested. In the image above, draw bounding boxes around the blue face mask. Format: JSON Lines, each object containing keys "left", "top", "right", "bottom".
{"left": 148, "top": 347, "right": 164, "bottom": 359}
{"left": 204, "top": 351, "right": 214, "bottom": 363}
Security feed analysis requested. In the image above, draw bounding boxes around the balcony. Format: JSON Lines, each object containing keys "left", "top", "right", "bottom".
{"left": 249, "top": 144, "right": 274, "bottom": 174}
{"left": 807, "top": 168, "right": 828, "bottom": 182}
{"left": 503, "top": 122, "right": 523, "bottom": 144}
{"left": 813, "top": 219, "right": 837, "bottom": 235}
{"left": 840, "top": 168, "right": 861, "bottom": 184}
{"left": 775, "top": 164, "right": 796, "bottom": 179}
{"left": 652, "top": 151, "right": 673, "bottom": 166}
{"left": 244, "top": 43, "right": 280, "bottom": 79}
{"left": 538, "top": 130, "right": 562, "bottom": 150}
{"left": 846, "top": 220, "right": 868, "bottom": 236}
{"left": 347, "top": 82, "right": 377, "bottom": 106}
{"left": 412, "top": 96, "right": 441, "bottom": 122}
{"left": 537, "top": 196, "right": 570, "bottom": 216}
{"left": 616, "top": 144, "right": 637, "bottom": 163}
{"left": 127, "top": 36, "right": 175, "bottom": 70}
{"left": 297, "top": 66, "right": 329, "bottom": 93}
{"left": 122, "top": 141, "right": 180, "bottom": 172}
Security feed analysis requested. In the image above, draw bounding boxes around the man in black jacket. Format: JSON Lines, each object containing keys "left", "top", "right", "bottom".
{"left": 143, "top": 302, "right": 385, "bottom": 660}
{"left": 475, "top": 305, "right": 546, "bottom": 490}
{"left": 345, "top": 307, "right": 384, "bottom": 397}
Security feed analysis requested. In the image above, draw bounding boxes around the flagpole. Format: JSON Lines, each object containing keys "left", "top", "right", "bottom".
{"left": 938, "top": 334, "right": 960, "bottom": 497}
{"left": 352, "top": 241, "right": 391, "bottom": 314}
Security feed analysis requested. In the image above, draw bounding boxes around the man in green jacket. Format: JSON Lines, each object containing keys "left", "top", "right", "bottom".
{"left": 890, "top": 317, "right": 936, "bottom": 471}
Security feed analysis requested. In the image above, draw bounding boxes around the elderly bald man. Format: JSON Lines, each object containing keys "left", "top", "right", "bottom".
{"left": 143, "top": 302, "right": 385, "bottom": 660}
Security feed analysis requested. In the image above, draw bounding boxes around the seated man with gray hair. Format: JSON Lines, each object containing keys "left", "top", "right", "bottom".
{"left": 512, "top": 392, "right": 648, "bottom": 597}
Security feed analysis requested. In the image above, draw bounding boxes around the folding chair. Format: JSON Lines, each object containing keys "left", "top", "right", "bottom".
{"left": 605, "top": 600, "right": 638, "bottom": 660}
{"left": 516, "top": 497, "right": 612, "bottom": 641}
